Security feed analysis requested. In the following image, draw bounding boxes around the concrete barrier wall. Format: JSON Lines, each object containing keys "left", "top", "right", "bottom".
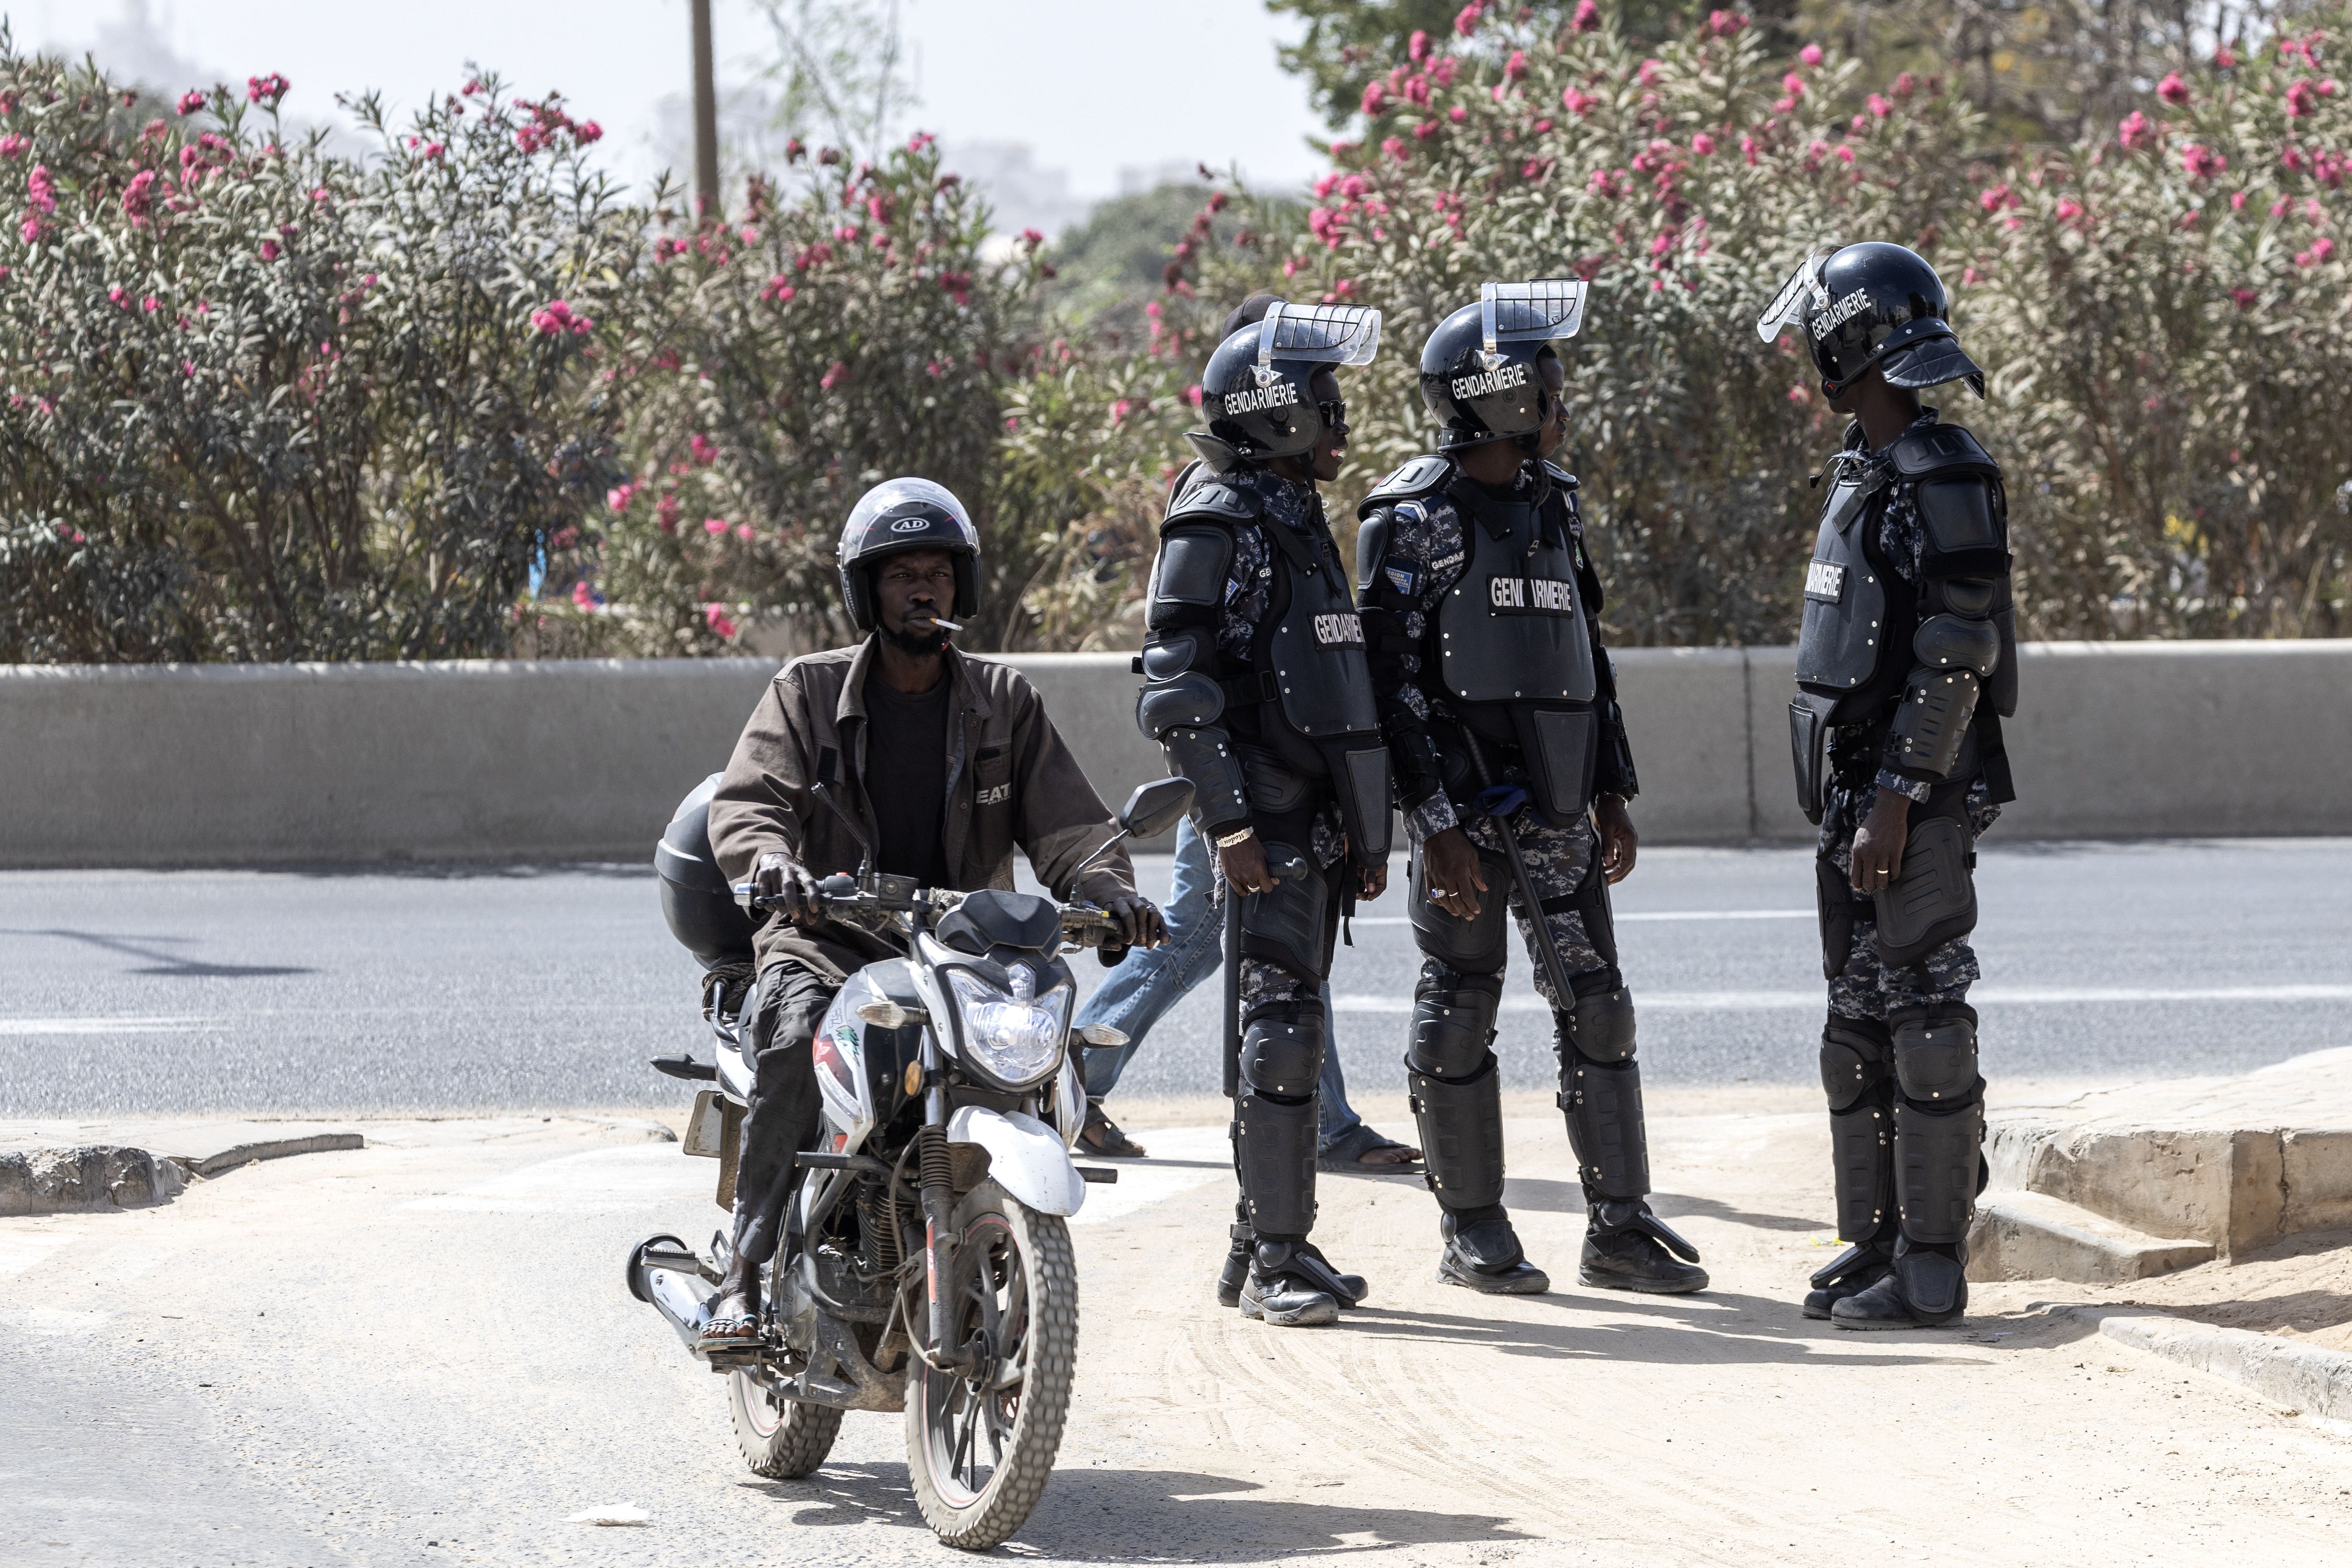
{"left": 4, "top": 640, "right": 2348, "bottom": 867}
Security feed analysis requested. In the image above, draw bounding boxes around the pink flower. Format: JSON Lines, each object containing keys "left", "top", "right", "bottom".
{"left": 2182, "top": 142, "right": 2225, "bottom": 180}
{"left": 260, "top": 239, "right": 280, "bottom": 261}
{"left": 1504, "top": 50, "right": 1528, "bottom": 82}
{"left": 1690, "top": 131, "right": 1716, "bottom": 155}
{"left": 689, "top": 433, "right": 717, "bottom": 464}
{"left": 176, "top": 89, "right": 206, "bottom": 115}
{"left": 2157, "top": 71, "right": 2190, "bottom": 106}
{"left": 2057, "top": 197, "right": 2084, "bottom": 220}
{"left": 1185, "top": 384, "right": 1203, "bottom": 407}
{"left": 1362, "top": 80, "right": 1388, "bottom": 116}
{"left": 703, "top": 517, "right": 728, "bottom": 535}
{"left": 574, "top": 120, "right": 602, "bottom": 143}
{"left": 761, "top": 275, "right": 795, "bottom": 303}
{"left": 142, "top": 295, "right": 160, "bottom": 312}
{"left": 1787, "top": 384, "right": 1811, "bottom": 404}
{"left": 1449, "top": 105, "right": 1468, "bottom": 123}
{"left": 1454, "top": 2, "right": 1484, "bottom": 37}
{"left": 2286, "top": 79, "right": 2317, "bottom": 120}
{"left": 1570, "top": 0, "right": 1600, "bottom": 30}
{"left": 1894, "top": 71, "right": 1917, "bottom": 98}
{"left": 1415, "top": 120, "right": 1439, "bottom": 140}
{"left": 1382, "top": 136, "right": 1408, "bottom": 164}
{"left": 2300, "top": 236, "right": 2337, "bottom": 266}
{"left": 1833, "top": 144, "right": 1854, "bottom": 164}
{"left": 1781, "top": 72, "right": 1806, "bottom": 98}
{"left": 109, "top": 285, "right": 129, "bottom": 308}
{"left": 1740, "top": 134, "right": 1759, "bottom": 165}
{"left": 26, "top": 164, "right": 56, "bottom": 214}
{"left": 571, "top": 581, "right": 599, "bottom": 611}
{"left": 607, "top": 482, "right": 636, "bottom": 512}
{"left": 1563, "top": 87, "right": 1596, "bottom": 117}
{"left": 0, "top": 134, "right": 24, "bottom": 159}
{"left": 2215, "top": 47, "right": 2238, "bottom": 69}
{"left": 2229, "top": 190, "right": 2246, "bottom": 211}
{"left": 1433, "top": 58, "right": 1457, "bottom": 87}
{"left": 735, "top": 523, "right": 755, "bottom": 542}
{"left": 820, "top": 360, "right": 848, "bottom": 391}
{"left": 2230, "top": 287, "right": 2256, "bottom": 307}
{"left": 246, "top": 72, "right": 289, "bottom": 105}
{"left": 530, "top": 299, "right": 594, "bottom": 335}
{"left": 703, "top": 604, "right": 739, "bottom": 640}
{"left": 1410, "top": 29, "right": 1431, "bottom": 62}
{"left": 1978, "top": 183, "right": 2016, "bottom": 212}
{"left": 2117, "top": 109, "right": 2154, "bottom": 150}
{"left": 1799, "top": 44, "right": 1824, "bottom": 67}
{"left": 1638, "top": 59, "right": 1661, "bottom": 86}
{"left": 1868, "top": 93, "right": 1893, "bottom": 119}
{"left": 1706, "top": 9, "right": 1747, "bottom": 36}
{"left": 121, "top": 167, "right": 158, "bottom": 221}
{"left": 422, "top": 141, "right": 445, "bottom": 160}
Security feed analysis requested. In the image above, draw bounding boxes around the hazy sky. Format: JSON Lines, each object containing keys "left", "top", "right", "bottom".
{"left": 24, "top": 0, "right": 1330, "bottom": 203}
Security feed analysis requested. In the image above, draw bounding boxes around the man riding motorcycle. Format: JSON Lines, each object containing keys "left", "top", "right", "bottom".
{"left": 698, "top": 477, "right": 1165, "bottom": 1348}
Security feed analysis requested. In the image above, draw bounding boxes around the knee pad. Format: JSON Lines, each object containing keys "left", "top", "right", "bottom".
{"left": 1407, "top": 1051, "right": 1505, "bottom": 1213}
{"left": 1819, "top": 1016, "right": 1891, "bottom": 1112}
{"left": 1895, "top": 1098, "right": 1983, "bottom": 1246}
{"left": 1873, "top": 812, "right": 1978, "bottom": 966}
{"left": 1234, "top": 1092, "right": 1319, "bottom": 1238}
{"left": 1406, "top": 969, "right": 1502, "bottom": 1079}
{"left": 1239, "top": 843, "right": 1331, "bottom": 979}
{"left": 1239, "top": 1002, "right": 1326, "bottom": 1100}
{"left": 1561, "top": 972, "right": 1636, "bottom": 1064}
{"left": 1890, "top": 1002, "right": 1980, "bottom": 1106}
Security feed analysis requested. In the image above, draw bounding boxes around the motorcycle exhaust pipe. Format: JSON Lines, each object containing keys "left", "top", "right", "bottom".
{"left": 626, "top": 1234, "right": 716, "bottom": 1353}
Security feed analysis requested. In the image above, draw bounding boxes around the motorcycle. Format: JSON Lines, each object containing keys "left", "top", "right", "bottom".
{"left": 627, "top": 771, "right": 1193, "bottom": 1550}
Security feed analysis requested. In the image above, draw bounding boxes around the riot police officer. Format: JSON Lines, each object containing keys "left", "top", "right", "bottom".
{"left": 1135, "top": 294, "right": 1393, "bottom": 1327}
{"left": 1757, "top": 241, "right": 2018, "bottom": 1329}
{"left": 1355, "top": 282, "right": 1705, "bottom": 1297}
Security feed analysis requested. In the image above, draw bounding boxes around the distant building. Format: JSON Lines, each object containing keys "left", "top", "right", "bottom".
{"left": 940, "top": 140, "right": 1093, "bottom": 241}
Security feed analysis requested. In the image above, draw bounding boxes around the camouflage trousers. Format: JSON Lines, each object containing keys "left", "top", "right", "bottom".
{"left": 1817, "top": 776, "right": 2000, "bottom": 1022}
{"left": 1418, "top": 808, "right": 1611, "bottom": 1004}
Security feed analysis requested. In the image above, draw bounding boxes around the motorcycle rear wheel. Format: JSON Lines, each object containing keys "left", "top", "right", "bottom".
{"left": 905, "top": 1178, "right": 1078, "bottom": 1550}
{"left": 728, "top": 1367, "right": 842, "bottom": 1478}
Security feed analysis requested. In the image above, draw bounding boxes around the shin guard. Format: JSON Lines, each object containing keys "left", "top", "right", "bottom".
{"left": 1407, "top": 1052, "right": 1506, "bottom": 1212}
{"left": 1559, "top": 1049, "right": 1650, "bottom": 1200}
{"left": 1828, "top": 1093, "right": 1895, "bottom": 1242}
{"left": 1234, "top": 1091, "right": 1320, "bottom": 1238}
{"left": 1895, "top": 1093, "right": 1984, "bottom": 1246}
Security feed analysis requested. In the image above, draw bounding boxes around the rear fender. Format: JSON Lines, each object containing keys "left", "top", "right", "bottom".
{"left": 946, "top": 1106, "right": 1084, "bottom": 1217}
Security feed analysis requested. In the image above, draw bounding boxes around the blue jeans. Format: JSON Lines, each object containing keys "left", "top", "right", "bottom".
{"left": 1075, "top": 816, "right": 1366, "bottom": 1147}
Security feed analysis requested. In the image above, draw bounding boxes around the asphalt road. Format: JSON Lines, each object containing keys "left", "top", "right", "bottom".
{"left": 3, "top": 839, "right": 2349, "bottom": 1117}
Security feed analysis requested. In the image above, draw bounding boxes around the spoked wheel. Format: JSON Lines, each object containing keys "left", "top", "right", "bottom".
{"left": 728, "top": 1366, "right": 842, "bottom": 1478}
{"left": 905, "top": 1179, "right": 1078, "bottom": 1549}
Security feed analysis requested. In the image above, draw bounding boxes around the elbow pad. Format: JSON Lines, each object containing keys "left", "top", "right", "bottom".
{"left": 1135, "top": 630, "right": 1249, "bottom": 827}
{"left": 1913, "top": 613, "right": 2001, "bottom": 679}
{"left": 1888, "top": 668, "right": 1981, "bottom": 780}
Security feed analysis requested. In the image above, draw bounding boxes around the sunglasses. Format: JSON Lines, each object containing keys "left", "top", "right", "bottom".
{"left": 1317, "top": 400, "right": 1348, "bottom": 431}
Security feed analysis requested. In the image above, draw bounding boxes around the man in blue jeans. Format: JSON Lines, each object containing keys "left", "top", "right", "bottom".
{"left": 1073, "top": 815, "right": 1422, "bottom": 1171}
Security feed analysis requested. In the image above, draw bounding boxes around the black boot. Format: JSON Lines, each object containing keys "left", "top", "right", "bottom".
{"left": 1215, "top": 1226, "right": 1253, "bottom": 1309}
{"left": 1436, "top": 1207, "right": 1549, "bottom": 1295}
{"left": 1832, "top": 1237, "right": 1967, "bottom": 1330}
{"left": 1802, "top": 1236, "right": 1895, "bottom": 1320}
{"left": 1238, "top": 1239, "right": 1366, "bottom": 1327}
{"left": 1579, "top": 1197, "right": 1708, "bottom": 1294}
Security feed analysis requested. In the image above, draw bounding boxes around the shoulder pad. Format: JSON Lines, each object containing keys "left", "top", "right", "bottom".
{"left": 1163, "top": 470, "right": 1259, "bottom": 531}
{"left": 1541, "top": 461, "right": 1581, "bottom": 491}
{"left": 1357, "top": 454, "right": 1455, "bottom": 521}
{"left": 1886, "top": 422, "right": 1999, "bottom": 480}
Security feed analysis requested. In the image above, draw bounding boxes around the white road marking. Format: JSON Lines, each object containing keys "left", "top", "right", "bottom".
{"left": 1331, "top": 983, "right": 2352, "bottom": 1013}
{"left": 1350, "top": 910, "right": 1810, "bottom": 925}
{"left": 0, "top": 1227, "right": 80, "bottom": 1279}
{"left": 1, "top": 1307, "right": 111, "bottom": 1335}
{"left": 0, "top": 1017, "right": 215, "bottom": 1035}
{"left": 406, "top": 1144, "right": 710, "bottom": 1213}
{"left": 1070, "top": 1125, "right": 1229, "bottom": 1226}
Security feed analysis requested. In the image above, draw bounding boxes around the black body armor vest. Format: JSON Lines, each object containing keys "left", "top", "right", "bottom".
{"left": 1208, "top": 477, "right": 1393, "bottom": 859}
{"left": 1428, "top": 478, "right": 1600, "bottom": 824}
{"left": 1793, "top": 467, "right": 1916, "bottom": 726}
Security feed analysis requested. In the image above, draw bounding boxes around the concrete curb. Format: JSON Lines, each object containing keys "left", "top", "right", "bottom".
{"left": 1969, "top": 1191, "right": 2215, "bottom": 1283}
{"left": 0, "top": 1130, "right": 366, "bottom": 1216}
{"left": 2058, "top": 1305, "right": 2352, "bottom": 1424}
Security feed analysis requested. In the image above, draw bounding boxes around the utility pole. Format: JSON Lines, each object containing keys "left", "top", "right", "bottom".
{"left": 691, "top": 0, "right": 721, "bottom": 220}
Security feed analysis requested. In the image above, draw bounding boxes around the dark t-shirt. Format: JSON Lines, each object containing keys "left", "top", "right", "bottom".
{"left": 863, "top": 667, "right": 953, "bottom": 887}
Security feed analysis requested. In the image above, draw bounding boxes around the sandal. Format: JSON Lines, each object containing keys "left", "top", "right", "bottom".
{"left": 1317, "top": 1122, "right": 1424, "bottom": 1174}
{"left": 696, "top": 1290, "right": 762, "bottom": 1353}
{"left": 1078, "top": 1101, "right": 1148, "bottom": 1159}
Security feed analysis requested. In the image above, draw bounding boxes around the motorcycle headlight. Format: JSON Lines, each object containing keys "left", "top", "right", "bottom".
{"left": 944, "top": 967, "right": 1070, "bottom": 1089}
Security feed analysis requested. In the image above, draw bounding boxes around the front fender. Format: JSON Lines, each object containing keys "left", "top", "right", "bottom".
{"left": 946, "top": 1106, "right": 1085, "bottom": 1217}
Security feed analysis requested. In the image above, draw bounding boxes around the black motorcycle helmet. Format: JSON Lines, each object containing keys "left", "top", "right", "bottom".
{"left": 836, "top": 477, "right": 980, "bottom": 634}
{"left": 1756, "top": 240, "right": 1984, "bottom": 398}
{"left": 1194, "top": 296, "right": 1382, "bottom": 462}
{"left": 1420, "top": 279, "right": 1588, "bottom": 451}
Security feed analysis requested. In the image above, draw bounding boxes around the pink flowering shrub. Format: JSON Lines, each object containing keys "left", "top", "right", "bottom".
{"left": 0, "top": 47, "right": 631, "bottom": 660}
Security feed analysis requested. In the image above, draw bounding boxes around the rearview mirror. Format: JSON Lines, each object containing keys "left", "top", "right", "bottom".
{"left": 1118, "top": 777, "right": 1195, "bottom": 841}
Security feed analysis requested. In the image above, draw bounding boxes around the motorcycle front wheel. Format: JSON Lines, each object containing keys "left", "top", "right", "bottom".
{"left": 905, "top": 1178, "right": 1078, "bottom": 1550}
{"left": 728, "top": 1366, "right": 842, "bottom": 1478}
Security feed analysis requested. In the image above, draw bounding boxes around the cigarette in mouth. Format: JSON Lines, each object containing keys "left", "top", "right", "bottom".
{"left": 924, "top": 615, "right": 962, "bottom": 632}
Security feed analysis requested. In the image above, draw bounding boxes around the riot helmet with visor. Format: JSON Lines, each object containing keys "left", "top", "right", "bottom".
{"left": 1420, "top": 279, "right": 1589, "bottom": 451}
{"left": 1756, "top": 241, "right": 1984, "bottom": 399}
{"left": 1192, "top": 299, "right": 1382, "bottom": 464}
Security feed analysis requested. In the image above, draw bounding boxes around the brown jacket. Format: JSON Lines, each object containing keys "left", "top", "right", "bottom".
{"left": 709, "top": 637, "right": 1137, "bottom": 979}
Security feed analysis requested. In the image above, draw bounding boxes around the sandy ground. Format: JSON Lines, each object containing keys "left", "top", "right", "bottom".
{"left": 7, "top": 1099, "right": 2352, "bottom": 1567}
